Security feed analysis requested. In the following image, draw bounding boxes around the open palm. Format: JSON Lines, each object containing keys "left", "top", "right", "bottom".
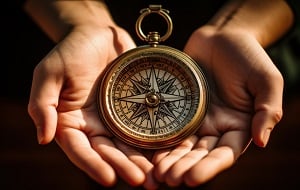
{"left": 152, "top": 26, "right": 283, "bottom": 187}
{"left": 28, "top": 25, "right": 159, "bottom": 189}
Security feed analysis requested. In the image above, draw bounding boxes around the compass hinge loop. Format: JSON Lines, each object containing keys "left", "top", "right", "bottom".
{"left": 135, "top": 5, "right": 173, "bottom": 45}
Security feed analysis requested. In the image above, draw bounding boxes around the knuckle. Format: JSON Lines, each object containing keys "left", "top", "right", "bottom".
{"left": 271, "top": 109, "right": 283, "bottom": 124}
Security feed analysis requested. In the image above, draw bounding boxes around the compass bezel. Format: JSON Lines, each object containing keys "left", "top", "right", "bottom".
{"left": 97, "top": 45, "right": 209, "bottom": 149}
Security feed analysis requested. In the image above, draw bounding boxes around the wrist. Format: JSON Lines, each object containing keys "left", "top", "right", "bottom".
{"left": 24, "top": 0, "right": 115, "bottom": 42}
{"left": 55, "top": 1, "right": 114, "bottom": 28}
{"left": 207, "top": 0, "right": 294, "bottom": 48}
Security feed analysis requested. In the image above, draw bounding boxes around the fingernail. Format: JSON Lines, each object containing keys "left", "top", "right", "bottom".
{"left": 262, "top": 128, "right": 272, "bottom": 147}
{"left": 37, "top": 126, "right": 44, "bottom": 144}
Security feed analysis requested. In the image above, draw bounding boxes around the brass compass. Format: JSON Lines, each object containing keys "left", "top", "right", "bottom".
{"left": 97, "top": 5, "right": 209, "bottom": 149}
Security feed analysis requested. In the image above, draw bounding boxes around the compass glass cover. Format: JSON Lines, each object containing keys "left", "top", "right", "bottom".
{"left": 98, "top": 46, "right": 208, "bottom": 149}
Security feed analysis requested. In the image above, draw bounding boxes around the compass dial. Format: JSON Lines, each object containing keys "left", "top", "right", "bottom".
{"left": 98, "top": 45, "right": 209, "bottom": 149}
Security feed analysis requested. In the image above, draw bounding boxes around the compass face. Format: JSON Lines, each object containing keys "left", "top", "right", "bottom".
{"left": 98, "top": 45, "right": 208, "bottom": 149}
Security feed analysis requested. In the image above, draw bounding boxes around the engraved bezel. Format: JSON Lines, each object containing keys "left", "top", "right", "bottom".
{"left": 97, "top": 45, "right": 209, "bottom": 149}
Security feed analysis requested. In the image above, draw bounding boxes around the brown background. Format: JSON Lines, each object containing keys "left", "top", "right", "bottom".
{"left": 1, "top": 1, "right": 300, "bottom": 189}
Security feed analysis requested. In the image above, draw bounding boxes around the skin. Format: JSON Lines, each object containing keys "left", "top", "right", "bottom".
{"left": 25, "top": 0, "right": 294, "bottom": 189}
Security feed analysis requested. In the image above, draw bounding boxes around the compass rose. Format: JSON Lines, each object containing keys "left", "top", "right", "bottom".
{"left": 119, "top": 66, "right": 186, "bottom": 133}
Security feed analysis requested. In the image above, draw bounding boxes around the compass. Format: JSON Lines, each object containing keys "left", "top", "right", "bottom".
{"left": 97, "top": 5, "right": 209, "bottom": 149}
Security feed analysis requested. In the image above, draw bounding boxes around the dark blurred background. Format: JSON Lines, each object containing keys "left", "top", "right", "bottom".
{"left": 1, "top": 1, "right": 300, "bottom": 190}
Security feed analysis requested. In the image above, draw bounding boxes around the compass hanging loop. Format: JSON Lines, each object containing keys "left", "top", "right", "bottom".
{"left": 135, "top": 5, "right": 173, "bottom": 46}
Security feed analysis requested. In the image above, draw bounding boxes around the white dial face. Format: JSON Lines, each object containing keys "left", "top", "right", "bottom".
{"left": 110, "top": 54, "right": 201, "bottom": 138}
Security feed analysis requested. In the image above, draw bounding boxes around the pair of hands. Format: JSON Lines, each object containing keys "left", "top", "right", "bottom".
{"left": 28, "top": 24, "right": 283, "bottom": 189}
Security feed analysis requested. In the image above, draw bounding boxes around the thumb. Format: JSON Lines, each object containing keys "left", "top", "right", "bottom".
{"left": 251, "top": 71, "right": 283, "bottom": 147}
{"left": 28, "top": 54, "right": 63, "bottom": 144}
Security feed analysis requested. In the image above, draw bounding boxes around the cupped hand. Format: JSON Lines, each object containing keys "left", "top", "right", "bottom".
{"left": 27, "top": 25, "right": 159, "bottom": 189}
{"left": 152, "top": 26, "right": 283, "bottom": 187}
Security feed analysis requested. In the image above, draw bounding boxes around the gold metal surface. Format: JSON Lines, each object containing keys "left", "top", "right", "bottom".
{"left": 97, "top": 5, "right": 209, "bottom": 149}
{"left": 135, "top": 4, "right": 173, "bottom": 45}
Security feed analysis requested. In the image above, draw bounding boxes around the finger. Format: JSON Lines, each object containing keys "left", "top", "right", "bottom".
{"left": 55, "top": 128, "right": 117, "bottom": 187}
{"left": 91, "top": 137, "right": 145, "bottom": 187}
{"left": 153, "top": 135, "right": 198, "bottom": 183}
{"left": 184, "top": 146, "right": 233, "bottom": 187}
{"left": 184, "top": 130, "right": 251, "bottom": 187}
{"left": 251, "top": 69, "right": 283, "bottom": 147}
{"left": 164, "top": 136, "right": 218, "bottom": 187}
{"left": 115, "top": 140, "right": 160, "bottom": 190}
{"left": 28, "top": 54, "right": 64, "bottom": 144}
{"left": 151, "top": 148, "right": 172, "bottom": 165}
